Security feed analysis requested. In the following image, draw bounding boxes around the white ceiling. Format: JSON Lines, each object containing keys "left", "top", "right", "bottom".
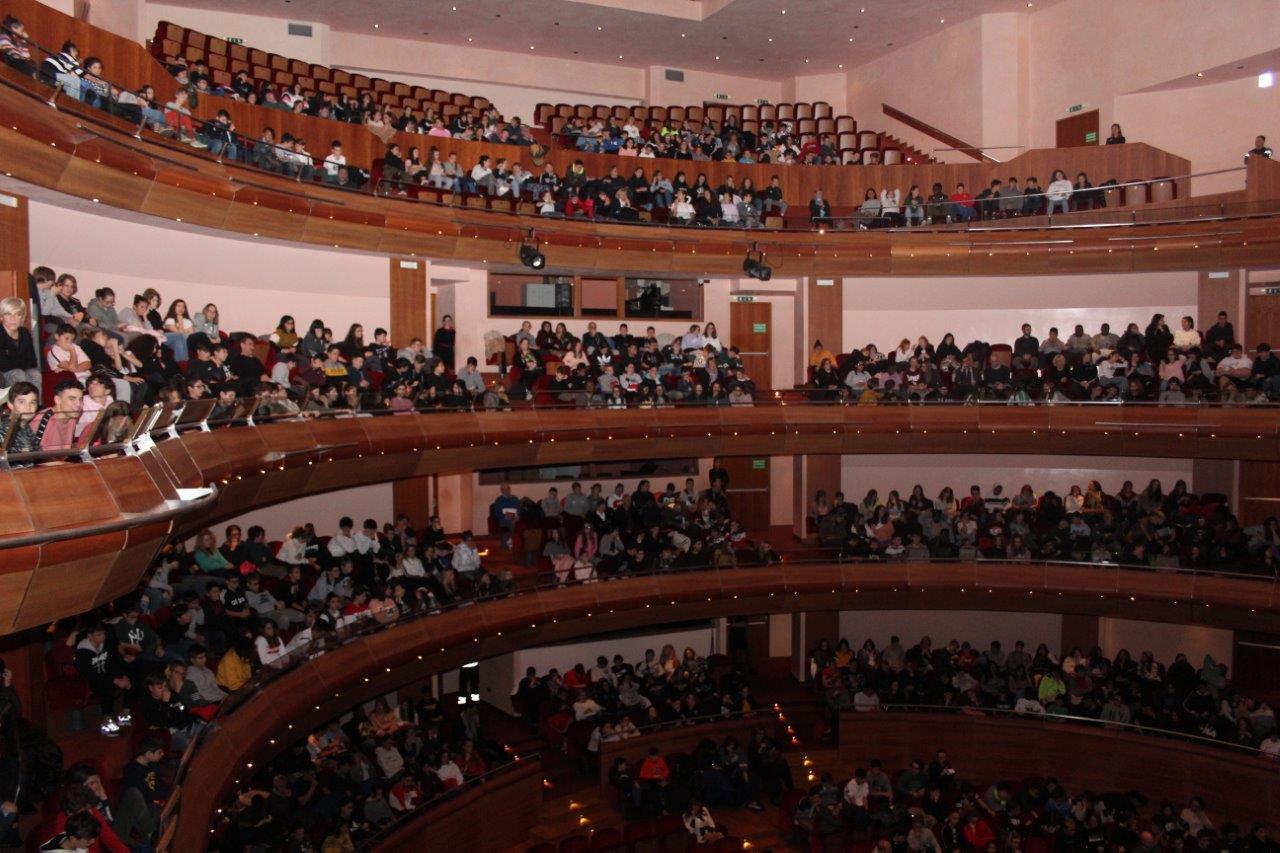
{"left": 150, "top": 0, "right": 1050, "bottom": 78}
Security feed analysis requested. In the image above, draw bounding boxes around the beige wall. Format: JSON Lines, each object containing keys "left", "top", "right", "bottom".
{"left": 142, "top": 2, "right": 332, "bottom": 65}
{"left": 28, "top": 202, "right": 391, "bottom": 335}
{"left": 211, "top": 483, "right": 394, "bottom": 544}
{"left": 845, "top": 17, "right": 986, "bottom": 164}
{"left": 644, "top": 65, "right": 783, "bottom": 112}
{"left": 1098, "top": 617, "right": 1233, "bottom": 671}
{"left": 838, "top": 455, "right": 1195, "bottom": 508}
{"left": 842, "top": 271, "right": 1198, "bottom": 355}
{"left": 838, "top": 609, "right": 1065, "bottom": 659}
{"left": 1116, "top": 77, "right": 1278, "bottom": 195}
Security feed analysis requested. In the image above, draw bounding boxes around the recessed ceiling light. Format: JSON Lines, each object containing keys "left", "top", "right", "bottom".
{"left": 849, "top": 37, "right": 854, "bottom": 41}
{"left": 768, "top": 37, "right": 773, "bottom": 42}
{"left": 597, "top": 25, "right": 603, "bottom": 30}
{"left": 467, "top": 37, "right": 473, "bottom": 41}
{"left": 804, "top": 58, "right": 809, "bottom": 63}
{"left": 680, "top": 33, "right": 686, "bottom": 37}
{"left": 781, "top": 8, "right": 786, "bottom": 13}
{"left": 529, "top": 45, "right": 534, "bottom": 49}
{"left": 451, "top": 5, "right": 457, "bottom": 9}
{"left": 860, "top": 7, "right": 865, "bottom": 12}
{"left": 1196, "top": 72, "right": 1203, "bottom": 77}
{"left": 1261, "top": 71, "right": 1275, "bottom": 88}
{"left": 373, "top": 23, "right": 379, "bottom": 28}
{"left": 940, "top": 18, "right": 945, "bottom": 23}
{"left": 715, "top": 55, "right": 720, "bottom": 60}
{"left": 618, "top": 54, "right": 623, "bottom": 59}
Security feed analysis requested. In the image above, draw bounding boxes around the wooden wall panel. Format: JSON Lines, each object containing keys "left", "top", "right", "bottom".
{"left": 388, "top": 257, "right": 428, "bottom": 345}
{"left": 0, "top": 188, "right": 28, "bottom": 301}
{"left": 372, "top": 760, "right": 543, "bottom": 853}
{"left": 839, "top": 712, "right": 1280, "bottom": 827}
{"left": 1240, "top": 461, "right": 1280, "bottom": 526}
{"left": 598, "top": 716, "right": 781, "bottom": 796}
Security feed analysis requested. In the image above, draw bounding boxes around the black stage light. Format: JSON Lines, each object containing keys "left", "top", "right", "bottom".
{"left": 742, "top": 251, "right": 772, "bottom": 281}
{"left": 519, "top": 242, "right": 546, "bottom": 269}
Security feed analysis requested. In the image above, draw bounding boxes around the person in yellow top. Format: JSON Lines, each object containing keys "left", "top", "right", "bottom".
{"left": 216, "top": 642, "right": 253, "bottom": 692}
{"left": 809, "top": 339, "right": 837, "bottom": 368}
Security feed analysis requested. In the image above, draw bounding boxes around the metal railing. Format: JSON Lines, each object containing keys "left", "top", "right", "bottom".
{"left": 3, "top": 391, "right": 1277, "bottom": 472}
{"left": 846, "top": 704, "right": 1276, "bottom": 761}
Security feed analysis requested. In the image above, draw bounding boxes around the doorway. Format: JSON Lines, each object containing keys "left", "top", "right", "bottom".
{"left": 1247, "top": 285, "right": 1280, "bottom": 347}
{"left": 730, "top": 299, "right": 772, "bottom": 388}
{"left": 1056, "top": 109, "right": 1099, "bottom": 147}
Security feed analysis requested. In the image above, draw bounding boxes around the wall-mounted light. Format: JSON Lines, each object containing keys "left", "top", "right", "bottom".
{"left": 1260, "top": 71, "right": 1275, "bottom": 88}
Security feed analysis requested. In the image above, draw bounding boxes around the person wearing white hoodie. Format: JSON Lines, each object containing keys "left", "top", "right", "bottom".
{"left": 1046, "top": 169, "right": 1074, "bottom": 215}
{"left": 879, "top": 187, "right": 903, "bottom": 226}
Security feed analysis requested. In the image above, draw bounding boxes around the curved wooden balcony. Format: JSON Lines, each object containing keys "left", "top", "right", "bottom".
{"left": 162, "top": 562, "right": 1280, "bottom": 852}
{"left": 2, "top": 64, "right": 1279, "bottom": 276}
{"left": 837, "top": 711, "right": 1280, "bottom": 827}
{"left": 2, "top": 402, "right": 1277, "bottom": 635}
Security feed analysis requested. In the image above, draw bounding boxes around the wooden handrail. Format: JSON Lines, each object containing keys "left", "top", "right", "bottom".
{"left": 882, "top": 103, "right": 999, "bottom": 163}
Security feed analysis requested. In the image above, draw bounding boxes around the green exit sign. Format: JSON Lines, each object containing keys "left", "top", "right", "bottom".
{"left": 227, "top": 37, "right": 245, "bottom": 44}
{"left": 752, "top": 322, "right": 768, "bottom": 333}
{"left": 751, "top": 459, "right": 766, "bottom": 470}
{"left": 1068, "top": 103, "right": 1083, "bottom": 113}
{"left": 1084, "top": 131, "right": 1098, "bottom": 143}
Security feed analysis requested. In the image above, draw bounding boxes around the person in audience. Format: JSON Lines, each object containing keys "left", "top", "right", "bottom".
{"left": 808, "top": 189, "right": 831, "bottom": 224}
{"left": 1046, "top": 169, "right": 1073, "bottom": 215}
{"left": 0, "top": 297, "right": 41, "bottom": 390}
{"left": 0, "top": 16, "right": 36, "bottom": 77}
{"left": 1106, "top": 123, "right": 1126, "bottom": 145}
{"left": 1245, "top": 135, "right": 1272, "bottom": 163}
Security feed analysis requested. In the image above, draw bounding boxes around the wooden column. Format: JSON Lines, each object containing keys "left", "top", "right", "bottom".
{"left": 389, "top": 257, "right": 428, "bottom": 347}
{"left": 0, "top": 629, "right": 48, "bottom": 724}
{"left": 389, "top": 258, "right": 432, "bottom": 527}
{"left": 1197, "top": 269, "right": 1243, "bottom": 335}
{"left": 0, "top": 190, "right": 30, "bottom": 301}
{"left": 800, "top": 277, "right": 844, "bottom": 537}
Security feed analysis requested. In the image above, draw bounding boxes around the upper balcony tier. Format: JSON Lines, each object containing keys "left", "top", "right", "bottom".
{"left": 3, "top": 0, "right": 1280, "bottom": 273}
{"left": 2, "top": 401, "right": 1278, "bottom": 635}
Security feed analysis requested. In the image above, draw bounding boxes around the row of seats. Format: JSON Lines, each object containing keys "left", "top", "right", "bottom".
{"left": 534, "top": 101, "right": 929, "bottom": 165}
{"left": 151, "top": 21, "right": 493, "bottom": 117}
{"left": 534, "top": 101, "right": 841, "bottom": 126}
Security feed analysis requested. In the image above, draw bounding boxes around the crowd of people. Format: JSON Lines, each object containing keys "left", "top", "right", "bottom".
{"left": 807, "top": 477, "right": 1279, "bottom": 574}
{"left": 808, "top": 312, "right": 1280, "bottom": 404}
{"left": 811, "top": 631, "right": 1278, "bottom": 752}
{"left": 499, "top": 319, "right": 760, "bottom": 405}
{"left": 2, "top": 16, "right": 1165, "bottom": 235}
{"left": 787, "top": 752, "right": 1276, "bottom": 853}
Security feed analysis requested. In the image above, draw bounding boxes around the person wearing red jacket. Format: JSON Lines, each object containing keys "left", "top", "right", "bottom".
{"left": 963, "top": 812, "right": 995, "bottom": 849}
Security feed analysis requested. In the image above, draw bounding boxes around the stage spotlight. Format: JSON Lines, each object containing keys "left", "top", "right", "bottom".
{"left": 519, "top": 242, "right": 545, "bottom": 269}
{"left": 742, "top": 246, "right": 772, "bottom": 280}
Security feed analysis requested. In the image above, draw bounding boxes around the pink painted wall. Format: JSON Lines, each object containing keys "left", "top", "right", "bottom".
{"left": 87, "top": 0, "right": 143, "bottom": 42}
{"left": 28, "top": 201, "right": 390, "bottom": 336}
{"left": 792, "top": 73, "right": 848, "bottom": 116}
{"left": 1099, "top": 617, "right": 1233, "bottom": 671}
{"left": 142, "top": 2, "right": 332, "bottom": 65}
{"left": 1116, "top": 77, "right": 1278, "bottom": 195}
{"left": 841, "top": 272, "right": 1197, "bottom": 356}
{"left": 1026, "top": 0, "right": 1280, "bottom": 162}
{"left": 838, "top": 455, "right": 1194, "bottom": 510}
{"left": 845, "top": 16, "right": 985, "bottom": 164}
{"left": 644, "top": 64, "right": 783, "bottom": 111}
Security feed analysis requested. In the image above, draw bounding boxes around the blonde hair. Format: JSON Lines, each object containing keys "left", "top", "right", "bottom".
{"left": 0, "top": 297, "right": 25, "bottom": 320}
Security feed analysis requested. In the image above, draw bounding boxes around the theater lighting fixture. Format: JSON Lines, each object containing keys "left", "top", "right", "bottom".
{"left": 742, "top": 243, "right": 772, "bottom": 281}
{"left": 1260, "top": 72, "right": 1275, "bottom": 88}
{"left": 519, "top": 230, "right": 546, "bottom": 269}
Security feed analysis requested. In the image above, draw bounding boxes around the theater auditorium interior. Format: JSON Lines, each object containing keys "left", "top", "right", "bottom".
{"left": 1, "top": 0, "right": 1280, "bottom": 850}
